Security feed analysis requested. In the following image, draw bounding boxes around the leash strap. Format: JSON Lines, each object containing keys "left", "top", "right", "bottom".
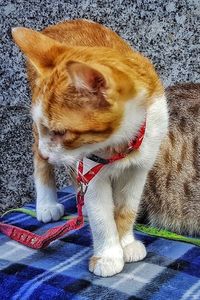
{"left": 3, "top": 208, "right": 200, "bottom": 247}
{"left": 0, "top": 215, "right": 83, "bottom": 249}
{"left": 0, "top": 121, "right": 146, "bottom": 249}
{"left": 0, "top": 162, "right": 105, "bottom": 249}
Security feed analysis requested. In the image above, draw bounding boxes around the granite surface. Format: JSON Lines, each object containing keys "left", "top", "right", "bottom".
{"left": 0, "top": 0, "right": 199, "bottom": 212}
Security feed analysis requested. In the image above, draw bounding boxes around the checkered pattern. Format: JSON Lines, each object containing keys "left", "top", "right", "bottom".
{"left": 0, "top": 186, "right": 200, "bottom": 299}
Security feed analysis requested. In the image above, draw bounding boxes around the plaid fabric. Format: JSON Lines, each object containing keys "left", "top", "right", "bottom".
{"left": 0, "top": 186, "right": 200, "bottom": 300}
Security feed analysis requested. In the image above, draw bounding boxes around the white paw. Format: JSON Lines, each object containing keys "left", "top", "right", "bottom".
{"left": 123, "top": 240, "right": 146, "bottom": 263}
{"left": 89, "top": 255, "right": 124, "bottom": 277}
{"left": 37, "top": 203, "right": 64, "bottom": 223}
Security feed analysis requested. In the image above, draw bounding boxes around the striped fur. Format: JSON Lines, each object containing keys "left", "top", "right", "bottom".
{"left": 140, "top": 83, "right": 200, "bottom": 236}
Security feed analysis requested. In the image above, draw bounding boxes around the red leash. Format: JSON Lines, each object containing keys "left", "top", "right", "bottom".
{"left": 0, "top": 121, "right": 146, "bottom": 249}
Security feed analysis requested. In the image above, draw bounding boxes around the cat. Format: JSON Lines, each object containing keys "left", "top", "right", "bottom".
{"left": 139, "top": 83, "right": 200, "bottom": 236}
{"left": 12, "top": 19, "right": 168, "bottom": 277}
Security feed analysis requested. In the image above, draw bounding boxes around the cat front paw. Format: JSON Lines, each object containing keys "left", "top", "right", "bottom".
{"left": 37, "top": 203, "right": 64, "bottom": 223}
{"left": 123, "top": 240, "right": 146, "bottom": 263}
{"left": 89, "top": 254, "right": 124, "bottom": 277}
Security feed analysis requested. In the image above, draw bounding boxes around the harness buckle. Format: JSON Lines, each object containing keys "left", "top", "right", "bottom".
{"left": 78, "top": 182, "right": 88, "bottom": 196}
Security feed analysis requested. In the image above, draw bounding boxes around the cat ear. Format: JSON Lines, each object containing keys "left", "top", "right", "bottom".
{"left": 66, "top": 61, "right": 107, "bottom": 93}
{"left": 12, "top": 27, "right": 66, "bottom": 75}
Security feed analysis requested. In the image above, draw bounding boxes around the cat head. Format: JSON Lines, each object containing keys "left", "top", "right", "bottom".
{"left": 12, "top": 27, "right": 162, "bottom": 165}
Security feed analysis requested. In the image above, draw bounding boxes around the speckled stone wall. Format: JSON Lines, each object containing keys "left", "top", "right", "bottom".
{"left": 0, "top": 0, "right": 199, "bottom": 212}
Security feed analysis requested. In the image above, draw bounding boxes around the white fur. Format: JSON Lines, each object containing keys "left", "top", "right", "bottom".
{"left": 32, "top": 101, "right": 64, "bottom": 223}
{"left": 84, "top": 94, "right": 168, "bottom": 276}
{"left": 89, "top": 252, "right": 124, "bottom": 277}
{"left": 85, "top": 175, "right": 124, "bottom": 276}
{"left": 35, "top": 178, "right": 64, "bottom": 223}
{"left": 82, "top": 19, "right": 96, "bottom": 23}
{"left": 32, "top": 101, "right": 43, "bottom": 124}
{"left": 123, "top": 241, "right": 147, "bottom": 263}
{"left": 32, "top": 101, "right": 51, "bottom": 159}
{"left": 33, "top": 93, "right": 168, "bottom": 276}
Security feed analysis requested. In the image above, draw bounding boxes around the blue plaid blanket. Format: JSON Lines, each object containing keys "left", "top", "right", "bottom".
{"left": 0, "top": 186, "right": 200, "bottom": 300}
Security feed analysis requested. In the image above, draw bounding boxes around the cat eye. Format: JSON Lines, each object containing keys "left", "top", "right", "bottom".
{"left": 51, "top": 130, "right": 66, "bottom": 137}
{"left": 40, "top": 124, "right": 49, "bottom": 135}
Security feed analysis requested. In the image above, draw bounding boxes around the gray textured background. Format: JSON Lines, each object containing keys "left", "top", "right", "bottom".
{"left": 0, "top": 0, "right": 199, "bottom": 213}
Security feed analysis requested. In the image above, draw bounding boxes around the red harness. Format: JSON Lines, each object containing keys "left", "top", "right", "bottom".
{"left": 0, "top": 121, "right": 146, "bottom": 249}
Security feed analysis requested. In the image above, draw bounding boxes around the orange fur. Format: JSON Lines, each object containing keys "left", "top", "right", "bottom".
{"left": 89, "top": 256, "right": 101, "bottom": 271}
{"left": 12, "top": 20, "right": 163, "bottom": 151}
{"left": 33, "top": 125, "right": 55, "bottom": 186}
{"left": 114, "top": 209, "right": 136, "bottom": 239}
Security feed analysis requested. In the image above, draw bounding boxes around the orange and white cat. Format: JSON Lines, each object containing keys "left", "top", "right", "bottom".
{"left": 12, "top": 20, "right": 168, "bottom": 277}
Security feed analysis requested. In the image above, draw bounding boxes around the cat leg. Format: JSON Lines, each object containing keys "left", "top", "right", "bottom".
{"left": 85, "top": 176, "right": 124, "bottom": 277}
{"left": 113, "top": 168, "right": 148, "bottom": 263}
{"left": 34, "top": 147, "right": 64, "bottom": 223}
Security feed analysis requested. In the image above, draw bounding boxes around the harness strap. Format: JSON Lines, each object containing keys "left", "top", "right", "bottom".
{"left": 88, "top": 120, "right": 146, "bottom": 164}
